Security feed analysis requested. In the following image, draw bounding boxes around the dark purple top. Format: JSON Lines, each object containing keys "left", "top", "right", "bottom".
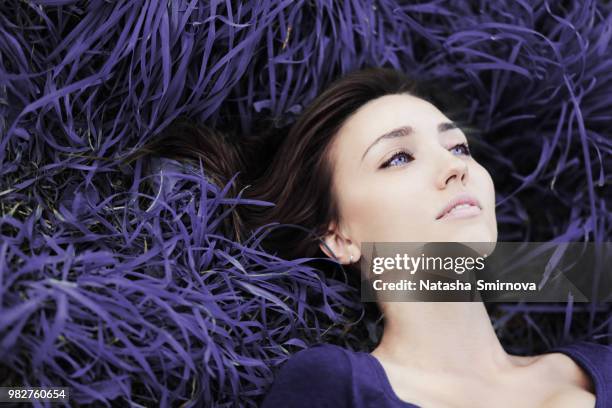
{"left": 261, "top": 341, "right": 611, "bottom": 408}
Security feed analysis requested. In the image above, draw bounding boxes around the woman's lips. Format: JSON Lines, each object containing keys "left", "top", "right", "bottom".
{"left": 437, "top": 203, "right": 482, "bottom": 220}
{"left": 436, "top": 192, "right": 482, "bottom": 220}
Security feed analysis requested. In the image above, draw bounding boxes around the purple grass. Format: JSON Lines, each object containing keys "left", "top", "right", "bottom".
{"left": 1, "top": 0, "right": 611, "bottom": 406}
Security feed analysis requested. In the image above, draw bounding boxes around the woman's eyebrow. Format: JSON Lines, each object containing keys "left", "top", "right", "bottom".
{"left": 361, "top": 121, "right": 458, "bottom": 162}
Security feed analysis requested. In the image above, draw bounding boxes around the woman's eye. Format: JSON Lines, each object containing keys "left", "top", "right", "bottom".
{"left": 451, "top": 142, "right": 471, "bottom": 156}
{"left": 380, "top": 150, "right": 414, "bottom": 168}
{"left": 380, "top": 143, "right": 471, "bottom": 169}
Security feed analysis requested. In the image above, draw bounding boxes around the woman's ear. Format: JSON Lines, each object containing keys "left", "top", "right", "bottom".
{"left": 319, "top": 221, "right": 361, "bottom": 264}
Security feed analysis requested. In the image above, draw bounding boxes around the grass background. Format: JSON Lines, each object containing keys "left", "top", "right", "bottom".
{"left": 1, "top": 0, "right": 611, "bottom": 406}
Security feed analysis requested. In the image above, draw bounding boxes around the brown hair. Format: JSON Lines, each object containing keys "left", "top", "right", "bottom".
{"left": 127, "top": 65, "right": 473, "bottom": 262}
{"left": 124, "top": 66, "right": 473, "bottom": 340}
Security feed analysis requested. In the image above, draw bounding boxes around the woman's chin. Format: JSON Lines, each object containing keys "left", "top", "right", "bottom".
{"left": 434, "top": 227, "right": 497, "bottom": 247}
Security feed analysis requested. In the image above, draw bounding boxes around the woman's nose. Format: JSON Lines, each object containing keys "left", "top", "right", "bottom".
{"left": 435, "top": 151, "right": 469, "bottom": 189}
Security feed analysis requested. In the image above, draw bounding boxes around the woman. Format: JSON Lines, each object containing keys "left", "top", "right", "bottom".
{"left": 133, "top": 67, "right": 610, "bottom": 407}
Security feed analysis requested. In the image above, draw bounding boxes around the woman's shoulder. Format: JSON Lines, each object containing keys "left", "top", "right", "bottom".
{"left": 260, "top": 344, "right": 355, "bottom": 408}
{"left": 545, "top": 340, "right": 612, "bottom": 376}
{"left": 562, "top": 340, "right": 612, "bottom": 378}
{"left": 551, "top": 340, "right": 612, "bottom": 365}
{"left": 272, "top": 343, "right": 354, "bottom": 383}
{"left": 546, "top": 340, "right": 612, "bottom": 407}
{"left": 576, "top": 340, "right": 612, "bottom": 355}
{"left": 282, "top": 343, "right": 352, "bottom": 370}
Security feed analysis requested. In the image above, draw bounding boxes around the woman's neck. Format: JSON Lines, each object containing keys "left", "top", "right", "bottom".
{"left": 372, "top": 301, "right": 517, "bottom": 377}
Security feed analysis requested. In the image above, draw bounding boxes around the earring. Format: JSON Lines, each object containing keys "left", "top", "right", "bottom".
{"left": 349, "top": 253, "right": 354, "bottom": 263}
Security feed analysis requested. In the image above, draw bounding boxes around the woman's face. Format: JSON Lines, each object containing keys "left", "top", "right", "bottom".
{"left": 321, "top": 93, "right": 497, "bottom": 262}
